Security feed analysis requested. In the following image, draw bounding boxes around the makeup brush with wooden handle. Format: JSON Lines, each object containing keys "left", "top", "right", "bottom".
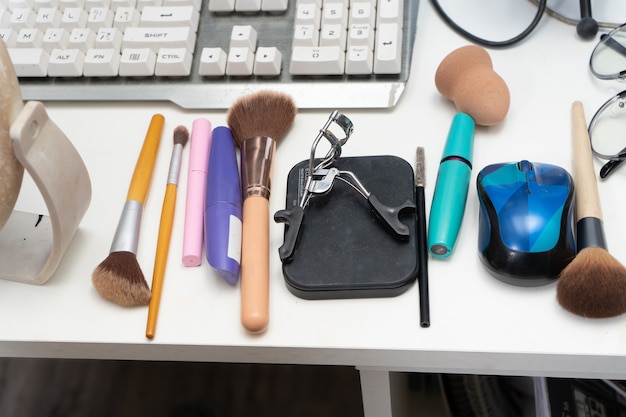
{"left": 227, "top": 91, "right": 297, "bottom": 333}
{"left": 556, "top": 101, "right": 626, "bottom": 318}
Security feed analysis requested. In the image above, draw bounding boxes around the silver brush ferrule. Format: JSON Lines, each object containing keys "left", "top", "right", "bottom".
{"left": 110, "top": 200, "right": 143, "bottom": 253}
{"left": 241, "top": 136, "right": 276, "bottom": 199}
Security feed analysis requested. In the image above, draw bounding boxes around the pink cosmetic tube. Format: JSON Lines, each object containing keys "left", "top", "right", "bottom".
{"left": 182, "top": 118, "right": 212, "bottom": 266}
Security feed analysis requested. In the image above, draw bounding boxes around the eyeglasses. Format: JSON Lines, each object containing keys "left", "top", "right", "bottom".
{"left": 588, "top": 90, "right": 626, "bottom": 178}
{"left": 587, "top": 23, "right": 626, "bottom": 179}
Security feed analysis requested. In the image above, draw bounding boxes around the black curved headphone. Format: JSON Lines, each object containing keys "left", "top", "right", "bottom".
{"left": 577, "top": 0, "right": 598, "bottom": 39}
{"left": 431, "top": 0, "right": 600, "bottom": 48}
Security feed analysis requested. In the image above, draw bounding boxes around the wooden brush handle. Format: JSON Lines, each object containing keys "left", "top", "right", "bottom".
{"left": 146, "top": 183, "right": 177, "bottom": 339}
{"left": 572, "top": 101, "right": 602, "bottom": 221}
{"left": 127, "top": 114, "right": 165, "bottom": 204}
{"left": 240, "top": 195, "right": 270, "bottom": 334}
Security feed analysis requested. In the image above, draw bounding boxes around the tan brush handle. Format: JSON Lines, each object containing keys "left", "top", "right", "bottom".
{"left": 241, "top": 195, "right": 270, "bottom": 333}
{"left": 572, "top": 101, "right": 602, "bottom": 221}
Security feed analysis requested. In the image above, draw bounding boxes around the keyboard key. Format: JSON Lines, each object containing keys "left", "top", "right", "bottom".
{"left": 59, "top": 0, "right": 85, "bottom": 10}
{"left": 109, "top": 0, "right": 136, "bottom": 9}
{"left": 8, "top": 0, "right": 33, "bottom": 10}
{"left": 48, "top": 47, "right": 85, "bottom": 75}
{"left": 7, "top": 46, "right": 49, "bottom": 75}
{"left": 95, "top": 26, "right": 121, "bottom": 49}
{"left": 122, "top": 26, "right": 195, "bottom": 52}
{"left": 155, "top": 46, "right": 191, "bottom": 75}
{"left": 33, "top": 0, "right": 60, "bottom": 9}
{"left": 10, "top": 8, "right": 36, "bottom": 29}
{"left": 289, "top": 45, "right": 344, "bottom": 75}
{"left": 234, "top": 0, "right": 261, "bottom": 12}
{"left": 140, "top": 5, "right": 199, "bottom": 30}
{"left": 68, "top": 27, "right": 95, "bottom": 51}
{"left": 164, "top": 0, "right": 201, "bottom": 9}
{"left": 41, "top": 27, "right": 68, "bottom": 50}
{"left": 294, "top": 1, "right": 319, "bottom": 26}
{"left": 83, "top": 47, "right": 120, "bottom": 75}
{"left": 15, "top": 27, "right": 43, "bottom": 47}
{"left": 292, "top": 23, "right": 318, "bottom": 47}
{"left": 349, "top": 1, "right": 374, "bottom": 26}
{"left": 198, "top": 46, "right": 226, "bottom": 76}
{"left": 253, "top": 46, "right": 281, "bottom": 76}
{"left": 319, "top": 23, "right": 345, "bottom": 48}
{"left": 376, "top": 0, "right": 402, "bottom": 24}
{"left": 84, "top": 0, "right": 111, "bottom": 9}
{"left": 119, "top": 46, "right": 155, "bottom": 75}
{"left": 58, "top": 0, "right": 84, "bottom": 9}
{"left": 0, "top": 28, "right": 17, "bottom": 46}
{"left": 86, "top": 6, "right": 113, "bottom": 30}
{"left": 113, "top": 6, "right": 139, "bottom": 30}
{"left": 347, "top": 22, "right": 373, "bottom": 49}
{"left": 136, "top": 0, "right": 161, "bottom": 10}
{"left": 226, "top": 46, "right": 253, "bottom": 76}
{"left": 260, "top": 0, "right": 287, "bottom": 12}
{"left": 35, "top": 7, "right": 62, "bottom": 28}
{"left": 0, "top": 9, "right": 10, "bottom": 27}
{"left": 321, "top": 1, "right": 346, "bottom": 26}
{"left": 61, "top": 7, "right": 87, "bottom": 29}
{"left": 373, "top": 21, "right": 401, "bottom": 74}
{"left": 207, "top": 0, "right": 234, "bottom": 12}
{"left": 345, "top": 44, "right": 371, "bottom": 74}
{"left": 229, "top": 24, "right": 256, "bottom": 50}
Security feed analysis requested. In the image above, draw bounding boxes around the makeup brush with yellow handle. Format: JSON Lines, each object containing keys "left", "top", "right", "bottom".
{"left": 92, "top": 114, "right": 165, "bottom": 306}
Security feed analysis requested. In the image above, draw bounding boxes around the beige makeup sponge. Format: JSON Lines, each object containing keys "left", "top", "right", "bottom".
{"left": 435, "top": 45, "right": 510, "bottom": 126}
{"left": 0, "top": 40, "right": 25, "bottom": 230}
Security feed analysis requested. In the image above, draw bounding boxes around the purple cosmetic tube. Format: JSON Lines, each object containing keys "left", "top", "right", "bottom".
{"left": 204, "top": 126, "right": 242, "bottom": 284}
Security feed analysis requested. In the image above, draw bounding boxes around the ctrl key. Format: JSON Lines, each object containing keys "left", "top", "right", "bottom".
{"left": 7, "top": 48, "right": 50, "bottom": 77}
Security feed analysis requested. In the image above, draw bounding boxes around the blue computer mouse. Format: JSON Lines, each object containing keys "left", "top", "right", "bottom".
{"left": 476, "top": 160, "right": 575, "bottom": 286}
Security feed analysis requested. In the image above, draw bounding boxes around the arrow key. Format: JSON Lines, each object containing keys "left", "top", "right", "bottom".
{"left": 198, "top": 46, "right": 226, "bottom": 76}
{"left": 253, "top": 46, "right": 282, "bottom": 76}
{"left": 226, "top": 46, "right": 254, "bottom": 76}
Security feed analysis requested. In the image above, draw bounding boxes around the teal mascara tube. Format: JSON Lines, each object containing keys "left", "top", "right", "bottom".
{"left": 428, "top": 112, "right": 475, "bottom": 258}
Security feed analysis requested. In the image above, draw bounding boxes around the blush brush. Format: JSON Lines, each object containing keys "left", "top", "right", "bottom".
{"left": 227, "top": 90, "right": 297, "bottom": 333}
{"left": 92, "top": 114, "right": 165, "bottom": 307}
{"left": 556, "top": 101, "right": 626, "bottom": 318}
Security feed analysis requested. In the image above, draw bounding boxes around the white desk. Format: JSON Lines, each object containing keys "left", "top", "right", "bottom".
{"left": 4, "top": 1, "right": 626, "bottom": 416}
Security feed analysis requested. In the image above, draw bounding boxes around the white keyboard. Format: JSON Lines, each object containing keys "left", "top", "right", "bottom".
{"left": 0, "top": 0, "right": 419, "bottom": 108}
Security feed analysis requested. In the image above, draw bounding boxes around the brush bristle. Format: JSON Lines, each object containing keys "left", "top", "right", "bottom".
{"left": 92, "top": 251, "right": 152, "bottom": 307}
{"left": 557, "top": 246, "right": 626, "bottom": 318}
{"left": 226, "top": 90, "right": 297, "bottom": 145}
{"left": 173, "top": 125, "right": 189, "bottom": 146}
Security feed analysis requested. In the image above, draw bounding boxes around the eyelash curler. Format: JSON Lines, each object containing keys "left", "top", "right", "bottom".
{"left": 274, "top": 110, "right": 415, "bottom": 263}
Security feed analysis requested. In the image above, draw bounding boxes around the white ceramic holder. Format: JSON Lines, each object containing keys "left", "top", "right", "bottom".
{"left": 0, "top": 40, "right": 91, "bottom": 285}
{"left": 0, "top": 101, "right": 92, "bottom": 284}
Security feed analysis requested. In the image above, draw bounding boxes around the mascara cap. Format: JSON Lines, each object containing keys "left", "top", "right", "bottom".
{"left": 441, "top": 113, "right": 475, "bottom": 163}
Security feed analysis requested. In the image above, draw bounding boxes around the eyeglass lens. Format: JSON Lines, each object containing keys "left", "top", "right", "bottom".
{"left": 590, "top": 24, "right": 626, "bottom": 80}
{"left": 589, "top": 91, "right": 626, "bottom": 178}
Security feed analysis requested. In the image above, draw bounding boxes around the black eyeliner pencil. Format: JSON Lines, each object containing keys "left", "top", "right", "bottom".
{"left": 415, "top": 147, "right": 430, "bottom": 327}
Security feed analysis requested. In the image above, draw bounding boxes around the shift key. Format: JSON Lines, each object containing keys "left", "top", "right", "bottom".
{"left": 122, "top": 26, "right": 196, "bottom": 53}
